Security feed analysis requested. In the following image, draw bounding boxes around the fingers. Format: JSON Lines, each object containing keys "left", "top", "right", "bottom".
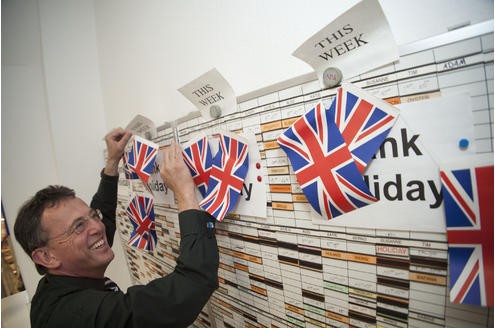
{"left": 172, "top": 142, "right": 182, "bottom": 160}
{"left": 160, "top": 142, "right": 189, "bottom": 179}
{"left": 163, "top": 142, "right": 175, "bottom": 164}
{"left": 118, "top": 131, "right": 132, "bottom": 147}
{"left": 105, "top": 128, "right": 133, "bottom": 165}
{"left": 106, "top": 128, "right": 132, "bottom": 146}
{"left": 165, "top": 141, "right": 182, "bottom": 162}
{"left": 159, "top": 142, "right": 197, "bottom": 211}
{"left": 105, "top": 127, "right": 123, "bottom": 142}
{"left": 161, "top": 142, "right": 179, "bottom": 178}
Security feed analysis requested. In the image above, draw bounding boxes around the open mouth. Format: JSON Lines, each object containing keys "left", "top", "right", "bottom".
{"left": 90, "top": 239, "right": 105, "bottom": 250}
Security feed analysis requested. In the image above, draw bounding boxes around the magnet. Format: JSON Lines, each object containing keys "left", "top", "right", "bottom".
{"left": 210, "top": 105, "right": 222, "bottom": 119}
{"left": 458, "top": 138, "right": 469, "bottom": 150}
{"left": 322, "top": 67, "right": 343, "bottom": 88}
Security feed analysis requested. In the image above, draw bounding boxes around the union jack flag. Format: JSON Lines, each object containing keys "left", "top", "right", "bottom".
{"left": 200, "top": 134, "right": 249, "bottom": 221}
{"left": 277, "top": 102, "right": 377, "bottom": 220}
{"left": 122, "top": 152, "right": 139, "bottom": 180}
{"left": 182, "top": 136, "right": 213, "bottom": 197}
{"left": 126, "top": 195, "right": 157, "bottom": 252}
{"left": 125, "top": 136, "right": 158, "bottom": 184}
{"left": 328, "top": 83, "right": 399, "bottom": 173}
{"left": 440, "top": 158, "right": 493, "bottom": 306}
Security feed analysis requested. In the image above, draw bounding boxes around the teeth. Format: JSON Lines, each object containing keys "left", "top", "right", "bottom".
{"left": 91, "top": 239, "right": 104, "bottom": 250}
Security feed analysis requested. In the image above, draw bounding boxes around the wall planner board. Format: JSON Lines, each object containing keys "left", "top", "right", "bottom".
{"left": 116, "top": 21, "right": 494, "bottom": 328}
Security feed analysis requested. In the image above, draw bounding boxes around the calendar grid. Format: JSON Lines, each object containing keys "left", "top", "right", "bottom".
{"left": 116, "top": 23, "right": 493, "bottom": 328}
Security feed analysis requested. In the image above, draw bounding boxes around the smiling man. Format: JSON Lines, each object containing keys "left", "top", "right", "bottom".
{"left": 30, "top": 190, "right": 115, "bottom": 279}
{"left": 14, "top": 128, "right": 219, "bottom": 328}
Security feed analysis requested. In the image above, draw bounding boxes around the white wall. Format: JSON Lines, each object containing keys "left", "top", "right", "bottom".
{"left": 94, "top": 0, "right": 494, "bottom": 128}
{"left": 1, "top": 0, "right": 493, "bottom": 304}
{"left": 2, "top": 0, "right": 60, "bottom": 300}
{"left": 2, "top": 0, "right": 131, "bottom": 300}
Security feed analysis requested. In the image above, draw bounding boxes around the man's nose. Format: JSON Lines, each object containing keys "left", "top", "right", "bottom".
{"left": 86, "top": 217, "right": 105, "bottom": 234}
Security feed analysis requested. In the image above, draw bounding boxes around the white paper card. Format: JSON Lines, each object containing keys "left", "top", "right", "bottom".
{"left": 438, "top": 153, "right": 493, "bottom": 175}
{"left": 178, "top": 68, "right": 237, "bottom": 121}
{"left": 292, "top": 0, "right": 398, "bottom": 84}
{"left": 312, "top": 115, "right": 446, "bottom": 232}
{"left": 232, "top": 132, "right": 268, "bottom": 219}
{"left": 125, "top": 114, "right": 157, "bottom": 139}
{"left": 312, "top": 92, "right": 476, "bottom": 232}
{"left": 146, "top": 149, "right": 175, "bottom": 205}
{"left": 398, "top": 93, "right": 476, "bottom": 163}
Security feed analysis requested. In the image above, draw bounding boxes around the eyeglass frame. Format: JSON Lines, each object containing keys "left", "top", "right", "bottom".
{"left": 46, "top": 208, "right": 103, "bottom": 243}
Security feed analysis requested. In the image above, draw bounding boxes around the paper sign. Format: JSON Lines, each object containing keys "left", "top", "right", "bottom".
{"left": 172, "top": 131, "right": 268, "bottom": 219}
{"left": 178, "top": 68, "right": 237, "bottom": 121}
{"left": 312, "top": 115, "right": 446, "bottom": 231}
{"left": 312, "top": 94, "right": 476, "bottom": 231}
{"left": 398, "top": 93, "right": 476, "bottom": 163}
{"left": 125, "top": 114, "right": 157, "bottom": 139}
{"left": 293, "top": 0, "right": 398, "bottom": 85}
{"left": 232, "top": 132, "right": 268, "bottom": 219}
{"left": 145, "top": 149, "right": 175, "bottom": 205}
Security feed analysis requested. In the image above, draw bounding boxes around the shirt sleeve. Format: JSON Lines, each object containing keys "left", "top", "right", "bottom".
{"left": 90, "top": 170, "right": 119, "bottom": 247}
{"left": 94, "top": 209, "right": 219, "bottom": 328}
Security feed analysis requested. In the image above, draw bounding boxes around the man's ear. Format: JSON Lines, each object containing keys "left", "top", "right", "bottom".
{"left": 32, "top": 248, "right": 61, "bottom": 270}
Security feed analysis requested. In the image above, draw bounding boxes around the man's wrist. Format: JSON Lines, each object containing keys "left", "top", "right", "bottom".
{"left": 175, "top": 190, "right": 200, "bottom": 212}
{"left": 103, "top": 158, "right": 120, "bottom": 176}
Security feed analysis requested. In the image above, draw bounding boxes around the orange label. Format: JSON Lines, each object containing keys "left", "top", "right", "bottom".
{"left": 261, "top": 121, "right": 282, "bottom": 132}
{"left": 325, "top": 311, "right": 349, "bottom": 324}
{"left": 322, "top": 250, "right": 347, "bottom": 260}
{"left": 272, "top": 202, "right": 294, "bottom": 211}
{"left": 234, "top": 262, "right": 249, "bottom": 272}
{"left": 268, "top": 166, "right": 289, "bottom": 175}
{"left": 251, "top": 285, "right": 268, "bottom": 296}
{"left": 409, "top": 272, "right": 446, "bottom": 285}
{"left": 384, "top": 96, "right": 401, "bottom": 105}
{"left": 348, "top": 253, "right": 376, "bottom": 264}
{"left": 285, "top": 303, "right": 305, "bottom": 315}
{"left": 292, "top": 194, "right": 308, "bottom": 202}
{"left": 263, "top": 141, "right": 280, "bottom": 150}
{"left": 269, "top": 184, "right": 291, "bottom": 193}
{"left": 282, "top": 117, "right": 299, "bottom": 128}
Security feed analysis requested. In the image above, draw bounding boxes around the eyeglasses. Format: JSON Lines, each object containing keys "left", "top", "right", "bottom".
{"left": 47, "top": 208, "right": 103, "bottom": 242}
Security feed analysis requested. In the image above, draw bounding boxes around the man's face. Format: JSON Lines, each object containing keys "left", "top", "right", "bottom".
{"left": 41, "top": 197, "right": 114, "bottom": 278}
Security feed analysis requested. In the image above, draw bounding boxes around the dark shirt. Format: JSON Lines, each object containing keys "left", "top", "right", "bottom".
{"left": 30, "top": 172, "right": 219, "bottom": 328}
